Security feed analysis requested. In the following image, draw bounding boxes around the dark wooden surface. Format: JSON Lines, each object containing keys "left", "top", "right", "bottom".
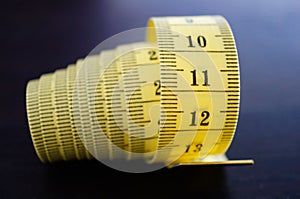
{"left": 1, "top": 0, "right": 300, "bottom": 198}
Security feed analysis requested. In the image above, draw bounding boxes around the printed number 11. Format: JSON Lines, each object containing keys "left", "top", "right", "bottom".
{"left": 191, "top": 70, "right": 210, "bottom": 86}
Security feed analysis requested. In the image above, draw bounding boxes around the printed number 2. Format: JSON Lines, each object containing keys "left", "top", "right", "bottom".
{"left": 148, "top": 50, "right": 158, "bottom": 60}
{"left": 154, "top": 80, "right": 161, "bottom": 95}
{"left": 190, "top": 111, "right": 210, "bottom": 126}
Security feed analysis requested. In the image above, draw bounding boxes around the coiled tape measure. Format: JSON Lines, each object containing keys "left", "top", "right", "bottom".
{"left": 26, "top": 15, "right": 253, "bottom": 170}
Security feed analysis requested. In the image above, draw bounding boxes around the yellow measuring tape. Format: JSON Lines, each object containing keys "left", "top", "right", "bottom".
{"left": 26, "top": 15, "right": 253, "bottom": 169}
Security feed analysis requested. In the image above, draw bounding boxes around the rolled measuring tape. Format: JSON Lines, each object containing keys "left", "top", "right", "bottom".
{"left": 26, "top": 15, "right": 253, "bottom": 170}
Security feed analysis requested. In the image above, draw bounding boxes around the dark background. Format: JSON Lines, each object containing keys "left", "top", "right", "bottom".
{"left": 1, "top": 0, "right": 300, "bottom": 198}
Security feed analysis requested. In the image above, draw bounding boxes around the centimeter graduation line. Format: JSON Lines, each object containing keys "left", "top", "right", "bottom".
{"left": 161, "top": 89, "right": 239, "bottom": 93}
{"left": 160, "top": 49, "right": 236, "bottom": 53}
{"left": 159, "top": 128, "right": 236, "bottom": 133}
{"left": 169, "top": 23, "right": 219, "bottom": 26}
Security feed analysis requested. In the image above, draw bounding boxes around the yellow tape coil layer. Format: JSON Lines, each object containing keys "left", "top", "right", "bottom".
{"left": 26, "top": 15, "right": 239, "bottom": 165}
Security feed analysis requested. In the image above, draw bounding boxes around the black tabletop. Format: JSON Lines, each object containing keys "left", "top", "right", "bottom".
{"left": 1, "top": 0, "right": 300, "bottom": 198}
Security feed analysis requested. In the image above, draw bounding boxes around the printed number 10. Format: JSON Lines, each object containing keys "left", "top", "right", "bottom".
{"left": 186, "top": 35, "right": 206, "bottom": 48}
